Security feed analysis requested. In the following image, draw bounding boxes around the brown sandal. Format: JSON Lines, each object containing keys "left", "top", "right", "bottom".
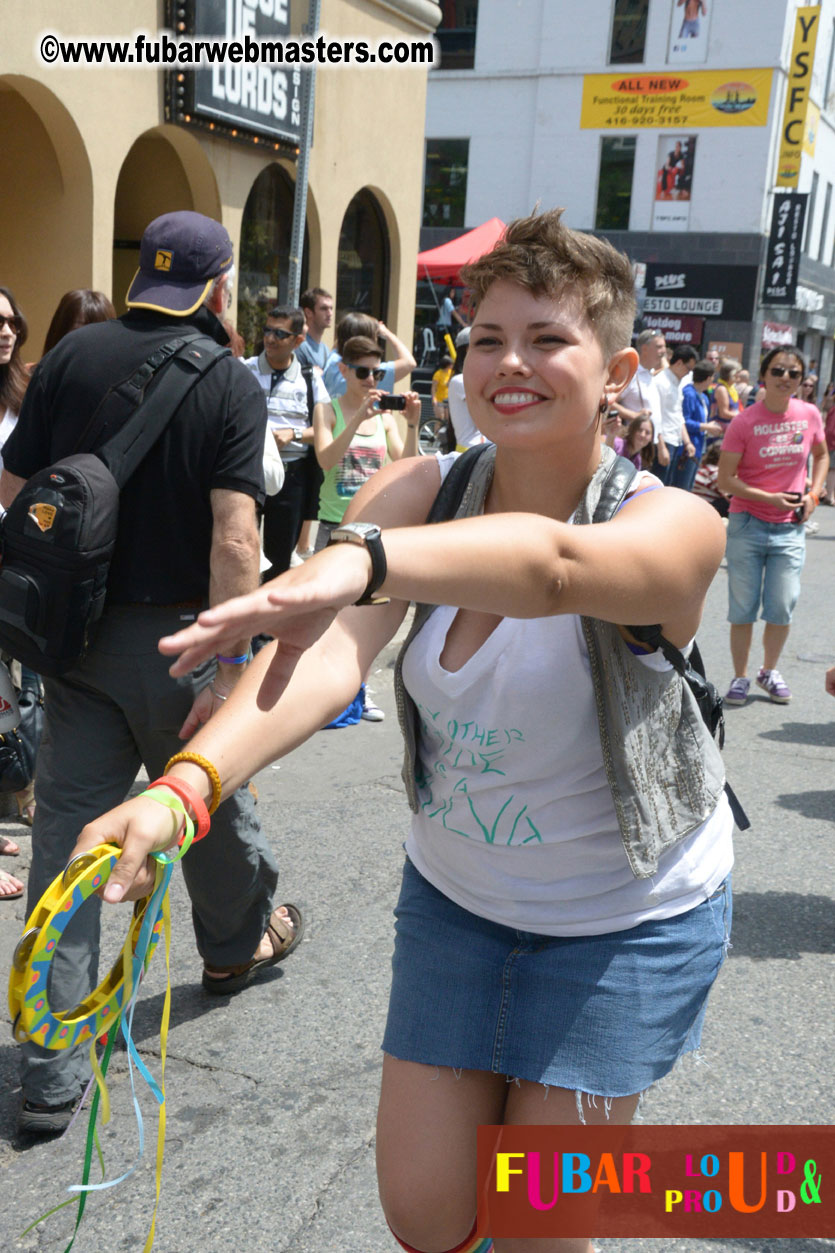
{"left": 201, "top": 904, "right": 304, "bottom": 995}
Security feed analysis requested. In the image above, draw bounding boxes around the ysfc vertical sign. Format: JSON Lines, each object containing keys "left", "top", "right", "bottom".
{"left": 776, "top": 6, "right": 821, "bottom": 187}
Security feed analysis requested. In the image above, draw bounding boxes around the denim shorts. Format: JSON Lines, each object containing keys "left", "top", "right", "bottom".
{"left": 725, "top": 511, "right": 806, "bottom": 626}
{"left": 382, "top": 859, "right": 731, "bottom": 1098}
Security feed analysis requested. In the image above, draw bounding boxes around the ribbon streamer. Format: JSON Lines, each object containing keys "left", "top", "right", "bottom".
{"left": 9, "top": 823, "right": 191, "bottom": 1252}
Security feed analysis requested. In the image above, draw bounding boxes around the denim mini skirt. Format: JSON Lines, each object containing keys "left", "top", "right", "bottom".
{"left": 382, "top": 858, "right": 731, "bottom": 1098}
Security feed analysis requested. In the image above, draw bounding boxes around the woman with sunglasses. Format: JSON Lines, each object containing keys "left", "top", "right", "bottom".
{"left": 798, "top": 375, "right": 818, "bottom": 405}
{"left": 718, "top": 346, "right": 828, "bottom": 706}
{"left": 312, "top": 335, "right": 420, "bottom": 553}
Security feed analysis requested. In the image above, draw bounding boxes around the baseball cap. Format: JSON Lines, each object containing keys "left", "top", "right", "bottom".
{"left": 126, "top": 211, "right": 235, "bottom": 316}
{"left": 455, "top": 326, "right": 471, "bottom": 348}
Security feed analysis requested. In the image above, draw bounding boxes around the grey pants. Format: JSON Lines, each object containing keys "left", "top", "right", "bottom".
{"left": 20, "top": 606, "right": 279, "bottom": 1104}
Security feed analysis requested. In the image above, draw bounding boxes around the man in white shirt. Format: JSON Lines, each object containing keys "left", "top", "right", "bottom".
{"left": 243, "top": 305, "right": 330, "bottom": 576}
{"left": 654, "top": 343, "right": 698, "bottom": 484}
{"left": 612, "top": 329, "right": 665, "bottom": 453}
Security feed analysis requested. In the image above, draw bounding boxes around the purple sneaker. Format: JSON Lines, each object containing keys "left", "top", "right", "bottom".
{"left": 724, "top": 676, "right": 750, "bottom": 705}
{"left": 756, "top": 668, "right": 792, "bottom": 703}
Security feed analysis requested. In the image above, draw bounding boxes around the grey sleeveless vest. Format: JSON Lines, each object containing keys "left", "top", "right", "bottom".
{"left": 393, "top": 444, "right": 727, "bottom": 879}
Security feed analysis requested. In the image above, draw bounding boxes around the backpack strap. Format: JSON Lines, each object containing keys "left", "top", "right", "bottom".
{"left": 591, "top": 454, "right": 640, "bottom": 522}
{"left": 425, "top": 444, "right": 493, "bottom": 524}
{"left": 85, "top": 335, "right": 230, "bottom": 489}
{"left": 73, "top": 332, "right": 203, "bottom": 456}
{"left": 300, "top": 363, "right": 316, "bottom": 422}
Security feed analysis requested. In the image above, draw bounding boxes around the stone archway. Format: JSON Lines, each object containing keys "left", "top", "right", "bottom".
{"left": 336, "top": 189, "right": 392, "bottom": 322}
{"left": 0, "top": 76, "right": 94, "bottom": 355}
{"left": 238, "top": 162, "right": 309, "bottom": 354}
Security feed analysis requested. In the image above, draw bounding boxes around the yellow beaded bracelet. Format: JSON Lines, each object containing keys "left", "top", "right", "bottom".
{"left": 164, "top": 751, "right": 223, "bottom": 816}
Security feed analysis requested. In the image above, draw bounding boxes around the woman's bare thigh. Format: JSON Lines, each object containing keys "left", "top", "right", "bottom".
{"left": 377, "top": 1054, "right": 507, "bottom": 1250}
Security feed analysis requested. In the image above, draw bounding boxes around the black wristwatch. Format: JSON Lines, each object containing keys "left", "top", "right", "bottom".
{"left": 327, "top": 522, "right": 389, "bottom": 606}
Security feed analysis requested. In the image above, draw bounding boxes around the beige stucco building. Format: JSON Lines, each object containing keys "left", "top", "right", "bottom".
{"left": 1, "top": 0, "right": 440, "bottom": 357}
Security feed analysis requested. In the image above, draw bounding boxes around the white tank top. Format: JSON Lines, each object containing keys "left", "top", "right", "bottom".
{"left": 402, "top": 547, "right": 733, "bottom": 938}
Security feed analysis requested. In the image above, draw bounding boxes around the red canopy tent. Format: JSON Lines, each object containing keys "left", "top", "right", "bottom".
{"left": 416, "top": 217, "right": 506, "bottom": 286}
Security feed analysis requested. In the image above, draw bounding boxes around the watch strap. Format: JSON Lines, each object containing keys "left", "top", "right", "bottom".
{"left": 328, "top": 524, "right": 389, "bottom": 606}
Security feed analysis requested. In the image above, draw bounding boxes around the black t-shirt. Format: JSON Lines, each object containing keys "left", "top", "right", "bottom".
{"left": 3, "top": 307, "right": 267, "bottom": 604}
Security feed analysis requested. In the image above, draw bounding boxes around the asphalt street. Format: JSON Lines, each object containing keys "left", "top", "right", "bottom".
{"left": 1, "top": 506, "right": 833, "bottom": 1253}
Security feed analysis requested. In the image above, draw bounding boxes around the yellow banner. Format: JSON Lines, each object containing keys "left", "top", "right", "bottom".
{"left": 777, "top": 6, "right": 821, "bottom": 186}
{"left": 581, "top": 69, "right": 773, "bottom": 130}
{"left": 803, "top": 100, "right": 820, "bottom": 157}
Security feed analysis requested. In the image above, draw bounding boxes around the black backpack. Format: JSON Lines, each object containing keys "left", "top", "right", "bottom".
{"left": 0, "top": 333, "right": 229, "bottom": 678}
{"left": 428, "top": 445, "right": 749, "bottom": 830}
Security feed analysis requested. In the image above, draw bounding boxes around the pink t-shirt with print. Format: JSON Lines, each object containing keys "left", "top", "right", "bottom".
{"left": 722, "top": 398, "right": 825, "bottom": 523}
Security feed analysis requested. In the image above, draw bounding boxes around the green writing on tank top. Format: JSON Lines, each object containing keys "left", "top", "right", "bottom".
{"left": 415, "top": 702, "right": 543, "bottom": 846}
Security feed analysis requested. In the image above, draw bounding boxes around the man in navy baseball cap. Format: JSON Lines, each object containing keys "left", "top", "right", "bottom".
{"left": 126, "top": 210, "right": 235, "bottom": 315}
{"left": 6, "top": 204, "right": 304, "bottom": 1140}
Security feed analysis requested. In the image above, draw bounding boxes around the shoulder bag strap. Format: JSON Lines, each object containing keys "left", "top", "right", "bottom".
{"left": 72, "top": 332, "right": 202, "bottom": 457}
{"left": 94, "top": 336, "right": 230, "bottom": 488}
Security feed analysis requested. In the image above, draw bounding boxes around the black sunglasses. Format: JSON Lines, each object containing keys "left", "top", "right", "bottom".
{"left": 347, "top": 364, "right": 386, "bottom": 381}
{"left": 263, "top": 326, "right": 296, "bottom": 341}
{"left": 0, "top": 314, "right": 22, "bottom": 334}
{"left": 768, "top": 366, "right": 802, "bottom": 380}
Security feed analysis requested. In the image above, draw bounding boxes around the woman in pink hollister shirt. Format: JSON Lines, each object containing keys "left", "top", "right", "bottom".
{"left": 717, "top": 347, "right": 827, "bottom": 706}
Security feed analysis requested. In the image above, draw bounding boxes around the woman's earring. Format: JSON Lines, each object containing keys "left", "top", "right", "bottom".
{"left": 599, "top": 397, "right": 608, "bottom": 415}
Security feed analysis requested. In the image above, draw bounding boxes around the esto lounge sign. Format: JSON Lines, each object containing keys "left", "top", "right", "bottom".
{"left": 644, "top": 264, "right": 759, "bottom": 321}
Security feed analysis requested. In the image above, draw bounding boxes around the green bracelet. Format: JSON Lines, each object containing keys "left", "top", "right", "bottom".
{"left": 140, "top": 789, "right": 196, "bottom": 863}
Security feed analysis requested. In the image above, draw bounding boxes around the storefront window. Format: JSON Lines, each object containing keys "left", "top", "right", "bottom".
{"left": 595, "top": 136, "right": 636, "bottom": 230}
{"left": 239, "top": 163, "right": 307, "bottom": 354}
{"left": 423, "top": 139, "right": 469, "bottom": 228}
{"left": 609, "top": 0, "right": 649, "bottom": 64}
{"left": 336, "top": 190, "right": 390, "bottom": 321}
{"left": 436, "top": 0, "right": 479, "bottom": 70}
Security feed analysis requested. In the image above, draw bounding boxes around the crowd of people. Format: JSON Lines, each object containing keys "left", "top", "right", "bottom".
{"left": 1, "top": 207, "right": 833, "bottom": 1253}
{"left": 596, "top": 332, "right": 830, "bottom": 706}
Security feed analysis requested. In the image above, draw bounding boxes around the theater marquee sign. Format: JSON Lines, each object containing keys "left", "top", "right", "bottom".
{"left": 166, "top": 0, "right": 302, "bottom": 150}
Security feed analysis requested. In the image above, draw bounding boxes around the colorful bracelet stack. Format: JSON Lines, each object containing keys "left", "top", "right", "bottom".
{"left": 163, "top": 750, "right": 223, "bottom": 815}
{"left": 144, "top": 775, "right": 210, "bottom": 853}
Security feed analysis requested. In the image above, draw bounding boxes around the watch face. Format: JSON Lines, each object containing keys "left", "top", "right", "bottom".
{"left": 337, "top": 523, "right": 381, "bottom": 542}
